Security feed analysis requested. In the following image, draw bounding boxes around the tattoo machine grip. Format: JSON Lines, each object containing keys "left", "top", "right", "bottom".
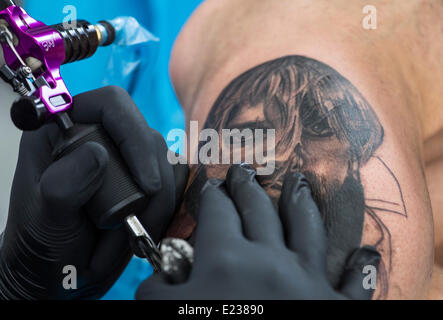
{"left": 52, "top": 124, "right": 149, "bottom": 229}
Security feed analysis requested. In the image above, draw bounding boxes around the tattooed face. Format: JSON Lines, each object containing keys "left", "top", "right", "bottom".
{"left": 210, "top": 99, "right": 352, "bottom": 204}
{"left": 168, "top": 55, "right": 389, "bottom": 295}
{"left": 202, "top": 57, "right": 383, "bottom": 204}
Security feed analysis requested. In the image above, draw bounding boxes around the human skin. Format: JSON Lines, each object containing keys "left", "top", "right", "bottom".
{"left": 167, "top": 0, "right": 442, "bottom": 299}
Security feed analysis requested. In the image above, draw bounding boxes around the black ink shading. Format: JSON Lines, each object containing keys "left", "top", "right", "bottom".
{"left": 168, "top": 55, "right": 407, "bottom": 299}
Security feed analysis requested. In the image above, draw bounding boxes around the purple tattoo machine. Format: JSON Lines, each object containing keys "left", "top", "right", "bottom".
{"left": 0, "top": 0, "right": 162, "bottom": 271}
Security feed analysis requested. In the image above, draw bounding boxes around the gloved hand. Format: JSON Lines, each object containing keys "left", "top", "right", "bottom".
{"left": 0, "top": 86, "right": 189, "bottom": 300}
{"left": 136, "top": 164, "right": 381, "bottom": 300}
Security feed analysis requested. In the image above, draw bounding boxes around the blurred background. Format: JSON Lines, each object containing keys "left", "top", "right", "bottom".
{"left": 0, "top": 0, "right": 203, "bottom": 299}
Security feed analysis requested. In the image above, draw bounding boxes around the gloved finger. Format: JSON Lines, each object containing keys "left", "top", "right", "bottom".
{"left": 338, "top": 246, "right": 381, "bottom": 300}
{"left": 40, "top": 141, "right": 108, "bottom": 224}
{"left": 136, "top": 273, "right": 186, "bottom": 300}
{"left": 194, "top": 179, "right": 243, "bottom": 255}
{"left": 89, "top": 227, "right": 133, "bottom": 290}
{"left": 226, "top": 164, "right": 284, "bottom": 246}
{"left": 137, "top": 132, "right": 177, "bottom": 243}
{"left": 15, "top": 124, "right": 60, "bottom": 180}
{"left": 160, "top": 238, "right": 194, "bottom": 285}
{"left": 70, "top": 86, "right": 161, "bottom": 195}
{"left": 279, "top": 172, "right": 327, "bottom": 271}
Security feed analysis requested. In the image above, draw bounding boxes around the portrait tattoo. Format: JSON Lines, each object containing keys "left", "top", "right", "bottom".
{"left": 167, "top": 55, "right": 407, "bottom": 299}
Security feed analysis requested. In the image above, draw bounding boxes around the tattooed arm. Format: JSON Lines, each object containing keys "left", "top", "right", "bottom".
{"left": 167, "top": 0, "right": 437, "bottom": 299}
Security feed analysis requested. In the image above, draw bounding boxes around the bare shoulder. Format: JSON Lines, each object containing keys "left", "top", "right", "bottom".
{"left": 169, "top": 0, "right": 438, "bottom": 299}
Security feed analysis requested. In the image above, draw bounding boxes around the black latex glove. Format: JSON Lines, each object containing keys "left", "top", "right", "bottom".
{"left": 0, "top": 86, "right": 189, "bottom": 300}
{"left": 136, "top": 164, "right": 381, "bottom": 300}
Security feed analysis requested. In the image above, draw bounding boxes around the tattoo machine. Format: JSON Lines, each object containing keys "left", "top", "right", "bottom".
{"left": 0, "top": 0, "right": 162, "bottom": 271}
